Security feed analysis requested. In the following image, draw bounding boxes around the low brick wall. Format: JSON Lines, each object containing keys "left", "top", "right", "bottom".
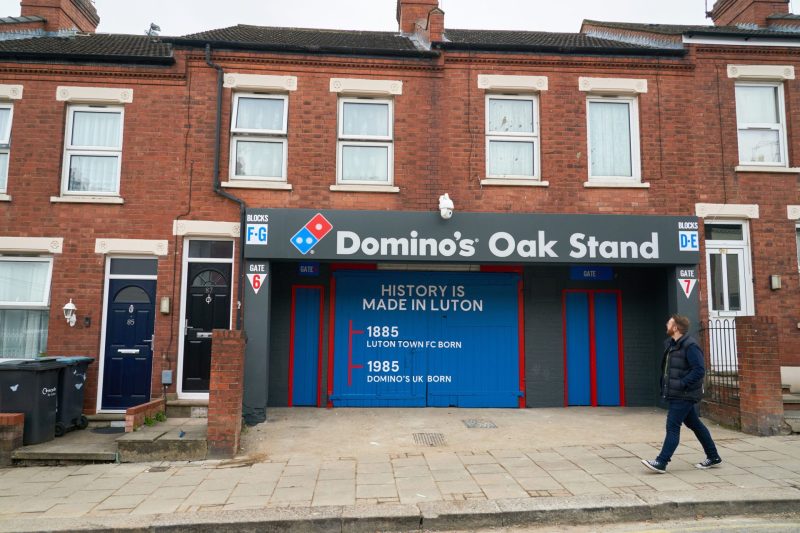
{"left": 737, "top": 316, "right": 785, "bottom": 436}
{"left": 0, "top": 413, "right": 24, "bottom": 466}
{"left": 125, "top": 398, "right": 166, "bottom": 433}
{"left": 208, "top": 329, "right": 246, "bottom": 458}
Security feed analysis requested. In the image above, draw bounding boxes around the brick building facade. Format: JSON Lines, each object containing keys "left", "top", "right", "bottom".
{"left": 0, "top": 0, "right": 796, "bottom": 430}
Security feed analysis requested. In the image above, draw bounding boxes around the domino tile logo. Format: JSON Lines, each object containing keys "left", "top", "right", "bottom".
{"left": 290, "top": 213, "right": 333, "bottom": 255}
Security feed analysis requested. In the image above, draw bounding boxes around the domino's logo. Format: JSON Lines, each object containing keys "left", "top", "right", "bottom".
{"left": 291, "top": 214, "right": 333, "bottom": 255}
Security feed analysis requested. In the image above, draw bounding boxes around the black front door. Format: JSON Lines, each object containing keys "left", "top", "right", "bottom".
{"left": 102, "top": 279, "right": 156, "bottom": 410}
{"left": 183, "top": 263, "right": 231, "bottom": 392}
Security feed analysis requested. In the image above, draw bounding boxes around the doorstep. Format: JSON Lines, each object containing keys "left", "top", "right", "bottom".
{"left": 116, "top": 417, "right": 207, "bottom": 463}
{"left": 166, "top": 398, "right": 209, "bottom": 419}
{"left": 11, "top": 425, "right": 119, "bottom": 465}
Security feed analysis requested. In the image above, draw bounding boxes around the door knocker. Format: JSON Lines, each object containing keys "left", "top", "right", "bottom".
{"left": 128, "top": 304, "right": 134, "bottom": 313}
{"left": 205, "top": 295, "right": 213, "bottom": 305}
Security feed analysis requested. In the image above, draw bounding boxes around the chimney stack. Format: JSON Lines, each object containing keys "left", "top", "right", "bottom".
{"left": 709, "top": 0, "right": 789, "bottom": 27}
{"left": 20, "top": 0, "right": 99, "bottom": 33}
{"left": 397, "top": 0, "right": 443, "bottom": 42}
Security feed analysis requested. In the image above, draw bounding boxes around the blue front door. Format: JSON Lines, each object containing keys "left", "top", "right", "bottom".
{"left": 290, "top": 286, "right": 322, "bottom": 406}
{"left": 102, "top": 279, "right": 156, "bottom": 410}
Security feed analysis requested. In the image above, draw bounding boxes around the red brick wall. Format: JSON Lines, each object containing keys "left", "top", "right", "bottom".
{"left": 711, "top": 0, "right": 789, "bottom": 27}
{"left": 0, "top": 413, "right": 24, "bottom": 466}
{"left": 21, "top": 0, "right": 99, "bottom": 32}
{"left": 397, "top": 0, "right": 439, "bottom": 34}
{"left": 736, "top": 316, "right": 785, "bottom": 435}
{"left": 207, "top": 329, "right": 245, "bottom": 458}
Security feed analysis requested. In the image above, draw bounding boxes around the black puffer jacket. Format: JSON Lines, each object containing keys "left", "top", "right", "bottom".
{"left": 660, "top": 335, "right": 705, "bottom": 402}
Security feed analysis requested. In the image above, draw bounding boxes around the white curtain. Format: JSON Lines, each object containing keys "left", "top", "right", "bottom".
{"left": 342, "top": 103, "right": 389, "bottom": 137}
{"left": 236, "top": 98, "right": 284, "bottom": 131}
{"left": 488, "top": 141, "right": 534, "bottom": 176}
{"left": 235, "top": 140, "right": 283, "bottom": 178}
{"left": 736, "top": 86, "right": 778, "bottom": 124}
{"left": 0, "top": 310, "right": 48, "bottom": 358}
{"left": 68, "top": 155, "right": 118, "bottom": 192}
{"left": 488, "top": 99, "right": 533, "bottom": 133}
{"left": 736, "top": 86, "right": 781, "bottom": 163}
{"left": 589, "top": 101, "right": 632, "bottom": 177}
{"left": 341, "top": 145, "right": 388, "bottom": 182}
{"left": 0, "top": 152, "right": 7, "bottom": 191}
{"left": 71, "top": 111, "right": 121, "bottom": 148}
{"left": 0, "top": 261, "right": 50, "bottom": 303}
{"left": 0, "top": 108, "right": 11, "bottom": 142}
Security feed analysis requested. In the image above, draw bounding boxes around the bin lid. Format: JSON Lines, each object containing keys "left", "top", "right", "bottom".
{"left": 54, "top": 356, "right": 94, "bottom": 364}
{"left": 0, "top": 359, "right": 65, "bottom": 370}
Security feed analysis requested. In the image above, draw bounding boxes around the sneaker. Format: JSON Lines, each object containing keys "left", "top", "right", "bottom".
{"left": 641, "top": 459, "right": 667, "bottom": 473}
{"left": 695, "top": 457, "right": 722, "bottom": 469}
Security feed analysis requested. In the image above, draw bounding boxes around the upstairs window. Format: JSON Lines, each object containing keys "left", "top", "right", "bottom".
{"left": 735, "top": 83, "right": 786, "bottom": 166}
{"left": 485, "top": 95, "right": 539, "bottom": 179}
{"left": 62, "top": 106, "right": 124, "bottom": 195}
{"left": 587, "top": 96, "right": 640, "bottom": 182}
{"left": 230, "top": 93, "right": 288, "bottom": 181}
{"left": 337, "top": 98, "right": 393, "bottom": 185}
{"left": 0, "top": 103, "right": 12, "bottom": 194}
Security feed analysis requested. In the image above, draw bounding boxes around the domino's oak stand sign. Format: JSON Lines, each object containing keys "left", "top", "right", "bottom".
{"left": 245, "top": 209, "right": 701, "bottom": 266}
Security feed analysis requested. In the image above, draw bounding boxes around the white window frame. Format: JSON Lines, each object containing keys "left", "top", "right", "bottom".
{"left": 586, "top": 95, "right": 641, "bottom": 183}
{"left": 336, "top": 97, "right": 394, "bottom": 186}
{"left": 61, "top": 105, "right": 124, "bottom": 197}
{"left": 0, "top": 256, "right": 53, "bottom": 360}
{"left": 229, "top": 93, "right": 289, "bottom": 182}
{"left": 734, "top": 81, "right": 788, "bottom": 167}
{"left": 0, "top": 102, "right": 12, "bottom": 194}
{"left": 795, "top": 224, "right": 800, "bottom": 271}
{"left": 484, "top": 94, "right": 540, "bottom": 180}
{"left": 703, "top": 220, "right": 755, "bottom": 317}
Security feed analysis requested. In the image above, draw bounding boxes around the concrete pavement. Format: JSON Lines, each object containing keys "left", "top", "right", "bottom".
{"left": 0, "top": 407, "right": 798, "bottom": 531}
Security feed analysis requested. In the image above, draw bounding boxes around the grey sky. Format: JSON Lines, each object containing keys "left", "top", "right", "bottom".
{"left": 0, "top": 0, "right": 787, "bottom": 36}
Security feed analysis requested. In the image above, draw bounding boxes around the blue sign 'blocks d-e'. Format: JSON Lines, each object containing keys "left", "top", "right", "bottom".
{"left": 331, "top": 271, "right": 521, "bottom": 408}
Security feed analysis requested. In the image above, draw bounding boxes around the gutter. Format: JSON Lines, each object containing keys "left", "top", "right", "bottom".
{"left": 0, "top": 51, "right": 175, "bottom": 65}
{"left": 205, "top": 43, "right": 246, "bottom": 330}
{"left": 168, "top": 37, "right": 439, "bottom": 59}
{"left": 433, "top": 42, "right": 686, "bottom": 57}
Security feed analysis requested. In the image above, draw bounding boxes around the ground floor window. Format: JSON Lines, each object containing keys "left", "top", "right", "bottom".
{"left": 0, "top": 257, "right": 52, "bottom": 358}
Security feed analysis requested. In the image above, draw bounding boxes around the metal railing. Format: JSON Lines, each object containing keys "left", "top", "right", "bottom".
{"left": 698, "top": 318, "right": 739, "bottom": 406}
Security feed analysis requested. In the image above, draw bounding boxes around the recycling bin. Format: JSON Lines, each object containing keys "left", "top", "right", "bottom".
{"left": 53, "top": 357, "right": 94, "bottom": 437}
{"left": 0, "top": 359, "right": 64, "bottom": 445}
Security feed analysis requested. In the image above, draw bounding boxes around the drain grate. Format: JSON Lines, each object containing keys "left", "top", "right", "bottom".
{"left": 463, "top": 419, "right": 497, "bottom": 429}
{"left": 147, "top": 466, "right": 170, "bottom": 473}
{"left": 413, "top": 432, "right": 446, "bottom": 447}
{"left": 91, "top": 427, "right": 125, "bottom": 434}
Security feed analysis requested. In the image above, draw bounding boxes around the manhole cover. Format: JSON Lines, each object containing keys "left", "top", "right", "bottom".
{"left": 413, "top": 433, "right": 446, "bottom": 447}
{"left": 91, "top": 427, "right": 125, "bottom": 434}
{"left": 463, "top": 419, "right": 497, "bottom": 428}
{"left": 147, "top": 466, "right": 170, "bottom": 473}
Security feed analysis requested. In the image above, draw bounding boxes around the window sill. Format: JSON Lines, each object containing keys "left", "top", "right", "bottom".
{"left": 50, "top": 195, "right": 124, "bottom": 204}
{"left": 735, "top": 165, "right": 800, "bottom": 174}
{"left": 481, "top": 179, "right": 549, "bottom": 187}
{"left": 0, "top": 194, "right": 10, "bottom": 202}
{"left": 221, "top": 180, "right": 292, "bottom": 190}
{"left": 584, "top": 181, "right": 650, "bottom": 189}
{"left": 330, "top": 184, "right": 399, "bottom": 193}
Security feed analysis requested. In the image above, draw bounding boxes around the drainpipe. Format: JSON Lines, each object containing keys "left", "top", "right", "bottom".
{"left": 205, "top": 43, "right": 246, "bottom": 330}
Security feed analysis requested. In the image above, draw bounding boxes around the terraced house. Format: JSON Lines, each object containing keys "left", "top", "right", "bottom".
{"left": 0, "top": 0, "right": 797, "bottom": 442}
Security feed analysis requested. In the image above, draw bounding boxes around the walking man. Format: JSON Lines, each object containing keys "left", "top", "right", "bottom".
{"left": 642, "top": 314, "right": 722, "bottom": 473}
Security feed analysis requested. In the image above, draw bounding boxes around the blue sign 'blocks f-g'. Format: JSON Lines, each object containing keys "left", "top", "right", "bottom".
{"left": 331, "top": 271, "right": 522, "bottom": 408}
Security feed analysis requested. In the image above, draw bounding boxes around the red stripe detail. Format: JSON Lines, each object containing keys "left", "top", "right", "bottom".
{"left": 480, "top": 265, "right": 523, "bottom": 273}
{"left": 330, "top": 263, "right": 377, "bottom": 271}
{"left": 589, "top": 292, "right": 597, "bottom": 407}
{"left": 317, "top": 286, "right": 325, "bottom": 408}
{"left": 517, "top": 277, "right": 526, "bottom": 408}
{"left": 347, "top": 320, "right": 364, "bottom": 387}
{"left": 288, "top": 287, "right": 297, "bottom": 407}
{"left": 616, "top": 290, "right": 626, "bottom": 407}
{"left": 327, "top": 275, "right": 336, "bottom": 408}
{"left": 562, "top": 290, "right": 569, "bottom": 407}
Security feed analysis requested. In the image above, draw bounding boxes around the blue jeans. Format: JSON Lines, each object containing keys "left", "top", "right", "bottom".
{"left": 656, "top": 400, "right": 719, "bottom": 464}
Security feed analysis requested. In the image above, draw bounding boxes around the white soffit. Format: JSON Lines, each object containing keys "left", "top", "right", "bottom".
{"left": 727, "top": 64, "right": 795, "bottom": 81}
{"left": 173, "top": 220, "right": 241, "bottom": 237}
{"left": 95, "top": 239, "right": 168, "bottom": 256}
{"left": 478, "top": 75, "right": 549, "bottom": 92}
{"left": 330, "top": 78, "right": 402, "bottom": 96}
{"left": 56, "top": 87, "right": 134, "bottom": 104}
{"left": 0, "top": 85, "right": 23, "bottom": 100}
{"left": 0, "top": 237, "right": 62, "bottom": 254}
{"left": 695, "top": 203, "right": 759, "bottom": 219}
{"left": 579, "top": 77, "right": 648, "bottom": 94}
{"left": 224, "top": 73, "right": 297, "bottom": 92}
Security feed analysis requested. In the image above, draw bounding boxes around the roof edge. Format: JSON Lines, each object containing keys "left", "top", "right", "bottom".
{"left": 165, "top": 37, "right": 440, "bottom": 58}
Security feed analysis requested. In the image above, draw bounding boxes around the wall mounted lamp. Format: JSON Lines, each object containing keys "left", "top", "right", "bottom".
{"left": 63, "top": 299, "right": 77, "bottom": 327}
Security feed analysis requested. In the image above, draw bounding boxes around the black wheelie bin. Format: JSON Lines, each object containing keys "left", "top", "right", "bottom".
{"left": 53, "top": 356, "right": 94, "bottom": 436}
{"left": 0, "top": 359, "right": 64, "bottom": 445}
